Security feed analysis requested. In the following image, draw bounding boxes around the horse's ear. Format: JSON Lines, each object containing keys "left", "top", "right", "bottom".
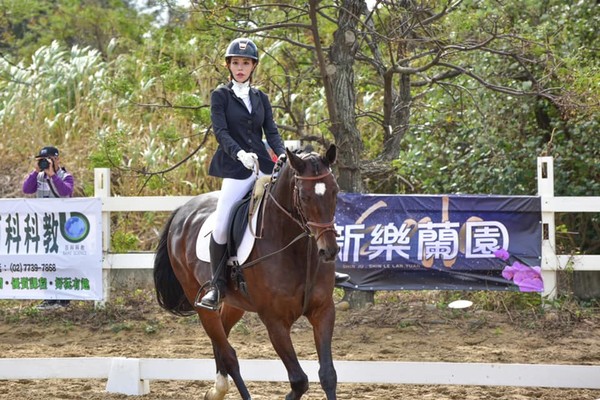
{"left": 286, "top": 147, "right": 306, "bottom": 174}
{"left": 324, "top": 144, "right": 337, "bottom": 165}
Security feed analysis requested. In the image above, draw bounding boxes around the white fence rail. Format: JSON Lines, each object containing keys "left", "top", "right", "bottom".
{"left": 97, "top": 156, "right": 600, "bottom": 299}
{"left": 1, "top": 357, "right": 599, "bottom": 395}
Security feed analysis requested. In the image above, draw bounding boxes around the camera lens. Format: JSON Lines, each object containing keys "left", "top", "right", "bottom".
{"left": 38, "top": 159, "right": 50, "bottom": 170}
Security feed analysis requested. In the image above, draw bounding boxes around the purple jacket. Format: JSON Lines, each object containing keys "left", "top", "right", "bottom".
{"left": 22, "top": 168, "right": 74, "bottom": 198}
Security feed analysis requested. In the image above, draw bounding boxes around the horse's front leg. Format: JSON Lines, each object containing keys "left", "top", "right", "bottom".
{"left": 306, "top": 301, "right": 338, "bottom": 400}
{"left": 263, "top": 319, "right": 308, "bottom": 400}
{"left": 203, "top": 371, "right": 229, "bottom": 400}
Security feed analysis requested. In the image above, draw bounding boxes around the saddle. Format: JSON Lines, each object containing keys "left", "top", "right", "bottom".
{"left": 195, "top": 177, "right": 270, "bottom": 295}
{"left": 227, "top": 191, "right": 254, "bottom": 257}
{"left": 230, "top": 175, "right": 270, "bottom": 251}
{"left": 226, "top": 178, "right": 270, "bottom": 293}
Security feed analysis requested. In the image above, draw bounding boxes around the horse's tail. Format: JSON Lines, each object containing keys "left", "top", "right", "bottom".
{"left": 153, "top": 209, "right": 196, "bottom": 317}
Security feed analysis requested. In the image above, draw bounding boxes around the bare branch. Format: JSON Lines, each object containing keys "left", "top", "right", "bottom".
{"left": 411, "top": 69, "right": 462, "bottom": 86}
{"left": 420, "top": 0, "right": 464, "bottom": 26}
{"left": 132, "top": 101, "right": 208, "bottom": 110}
{"left": 214, "top": 21, "right": 312, "bottom": 33}
{"left": 308, "top": 0, "right": 338, "bottom": 126}
{"left": 436, "top": 61, "right": 561, "bottom": 102}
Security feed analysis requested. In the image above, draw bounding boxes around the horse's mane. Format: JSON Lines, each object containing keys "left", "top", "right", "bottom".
{"left": 273, "top": 144, "right": 331, "bottom": 187}
{"left": 298, "top": 144, "right": 314, "bottom": 154}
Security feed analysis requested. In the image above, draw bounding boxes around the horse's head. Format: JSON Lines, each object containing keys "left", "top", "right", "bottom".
{"left": 285, "top": 144, "right": 340, "bottom": 262}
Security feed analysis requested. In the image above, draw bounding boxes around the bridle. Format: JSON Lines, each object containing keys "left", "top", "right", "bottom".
{"left": 292, "top": 170, "right": 338, "bottom": 241}
{"left": 241, "top": 157, "right": 338, "bottom": 270}
{"left": 264, "top": 161, "right": 338, "bottom": 241}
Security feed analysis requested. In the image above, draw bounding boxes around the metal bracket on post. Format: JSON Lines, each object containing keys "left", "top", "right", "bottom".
{"left": 537, "top": 157, "right": 557, "bottom": 299}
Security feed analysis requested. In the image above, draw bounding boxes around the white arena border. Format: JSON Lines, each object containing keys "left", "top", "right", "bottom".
{"left": 1, "top": 358, "right": 599, "bottom": 395}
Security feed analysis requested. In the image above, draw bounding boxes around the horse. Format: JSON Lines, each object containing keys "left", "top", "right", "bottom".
{"left": 153, "top": 144, "right": 340, "bottom": 400}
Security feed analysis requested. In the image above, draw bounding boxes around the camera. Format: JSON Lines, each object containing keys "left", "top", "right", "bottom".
{"left": 38, "top": 158, "right": 50, "bottom": 170}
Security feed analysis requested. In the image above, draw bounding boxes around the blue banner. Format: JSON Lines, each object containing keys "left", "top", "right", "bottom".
{"left": 334, "top": 194, "right": 541, "bottom": 291}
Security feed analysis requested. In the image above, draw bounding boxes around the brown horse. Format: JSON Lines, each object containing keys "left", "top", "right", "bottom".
{"left": 154, "top": 144, "right": 340, "bottom": 400}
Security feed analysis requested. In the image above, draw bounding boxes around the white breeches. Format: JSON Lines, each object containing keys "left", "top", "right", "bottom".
{"left": 211, "top": 172, "right": 266, "bottom": 244}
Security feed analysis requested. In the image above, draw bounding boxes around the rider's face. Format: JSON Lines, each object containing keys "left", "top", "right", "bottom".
{"left": 228, "top": 57, "right": 256, "bottom": 83}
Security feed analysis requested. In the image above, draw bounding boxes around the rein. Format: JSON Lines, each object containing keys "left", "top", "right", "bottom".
{"left": 240, "top": 167, "right": 337, "bottom": 269}
{"left": 239, "top": 167, "right": 313, "bottom": 269}
{"left": 243, "top": 166, "right": 336, "bottom": 315}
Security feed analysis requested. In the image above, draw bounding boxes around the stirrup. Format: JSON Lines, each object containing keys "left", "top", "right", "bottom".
{"left": 195, "top": 288, "right": 223, "bottom": 311}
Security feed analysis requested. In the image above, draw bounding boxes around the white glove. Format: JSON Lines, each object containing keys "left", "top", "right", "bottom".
{"left": 275, "top": 153, "right": 286, "bottom": 167}
{"left": 237, "top": 150, "right": 258, "bottom": 170}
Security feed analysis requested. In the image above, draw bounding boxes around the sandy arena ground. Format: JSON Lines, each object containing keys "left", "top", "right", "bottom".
{"left": 0, "top": 291, "right": 599, "bottom": 400}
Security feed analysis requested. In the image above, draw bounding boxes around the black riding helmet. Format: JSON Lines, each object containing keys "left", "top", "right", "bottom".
{"left": 225, "top": 38, "right": 259, "bottom": 62}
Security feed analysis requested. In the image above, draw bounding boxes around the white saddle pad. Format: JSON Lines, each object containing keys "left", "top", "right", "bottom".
{"left": 196, "top": 206, "right": 260, "bottom": 266}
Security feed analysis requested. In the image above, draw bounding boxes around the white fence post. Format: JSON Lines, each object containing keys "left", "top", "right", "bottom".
{"left": 537, "top": 157, "right": 557, "bottom": 299}
{"left": 105, "top": 357, "right": 150, "bottom": 395}
{"left": 94, "top": 168, "right": 111, "bottom": 305}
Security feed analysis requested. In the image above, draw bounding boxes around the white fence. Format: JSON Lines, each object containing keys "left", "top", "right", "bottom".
{"left": 1, "top": 357, "right": 599, "bottom": 395}
{"left": 2, "top": 157, "right": 597, "bottom": 396}
{"left": 97, "top": 156, "right": 600, "bottom": 299}
{"left": 537, "top": 157, "right": 600, "bottom": 297}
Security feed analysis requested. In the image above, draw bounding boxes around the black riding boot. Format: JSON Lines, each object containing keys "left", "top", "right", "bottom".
{"left": 197, "top": 237, "right": 228, "bottom": 310}
{"left": 334, "top": 272, "right": 351, "bottom": 285}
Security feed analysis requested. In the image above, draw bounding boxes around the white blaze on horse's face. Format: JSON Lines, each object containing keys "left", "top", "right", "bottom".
{"left": 314, "top": 182, "right": 326, "bottom": 196}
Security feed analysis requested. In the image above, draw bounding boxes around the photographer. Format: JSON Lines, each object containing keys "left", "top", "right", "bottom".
{"left": 23, "top": 146, "right": 74, "bottom": 199}
{"left": 22, "top": 145, "right": 74, "bottom": 309}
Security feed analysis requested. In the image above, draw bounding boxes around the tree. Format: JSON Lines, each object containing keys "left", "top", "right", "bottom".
{"left": 0, "top": 0, "right": 150, "bottom": 60}
{"left": 184, "top": 0, "right": 597, "bottom": 303}
{"left": 2, "top": 0, "right": 596, "bottom": 296}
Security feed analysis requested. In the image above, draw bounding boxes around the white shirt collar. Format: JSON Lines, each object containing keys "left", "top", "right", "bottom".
{"left": 231, "top": 80, "right": 250, "bottom": 100}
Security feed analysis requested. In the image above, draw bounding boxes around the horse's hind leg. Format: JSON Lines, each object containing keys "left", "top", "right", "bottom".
{"left": 200, "top": 306, "right": 251, "bottom": 400}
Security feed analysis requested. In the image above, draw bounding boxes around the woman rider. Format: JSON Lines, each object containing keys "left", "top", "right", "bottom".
{"left": 198, "top": 38, "right": 349, "bottom": 310}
